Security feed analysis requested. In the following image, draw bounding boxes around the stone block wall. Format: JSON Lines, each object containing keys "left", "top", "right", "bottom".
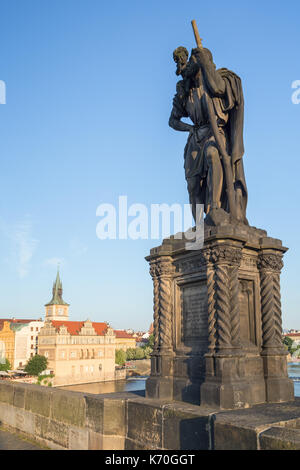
{"left": 1, "top": 380, "right": 300, "bottom": 450}
{"left": 0, "top": 381, "right": 127, "bottom": 449}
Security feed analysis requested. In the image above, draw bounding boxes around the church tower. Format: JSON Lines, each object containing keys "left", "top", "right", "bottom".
{"left": 45, "top": 269, "right": 69, "bottom": 321}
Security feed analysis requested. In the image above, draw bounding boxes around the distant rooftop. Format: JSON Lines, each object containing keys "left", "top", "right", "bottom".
{"left": 50, "top": 320, "right": 108, "bottom": 336}
{"left": 114, "top": 330, "right": 135, "bottom": 339}
{"left": 0, "top": 318, "right": 41, "bottom": 324}
{"left": 0, "top": 318, "right": 43, "bottom": 331}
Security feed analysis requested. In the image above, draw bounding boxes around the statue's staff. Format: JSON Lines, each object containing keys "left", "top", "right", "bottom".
{"left": 191, "top": 20, "right": 237, "bottom": 219}
{"left": 191, "top": 19, "right": 203, "bottom": 49}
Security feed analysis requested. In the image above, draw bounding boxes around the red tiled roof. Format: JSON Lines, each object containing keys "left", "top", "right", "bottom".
{"left": 284, "top": 333, "right": 300, "bottom": 337}
{"left": 93, "top": 323, "right": 109, "bottom": 336}
{"left": 114, "top": 330, "right": 135, "bottom": 339}
{"left": 51, "top": 321, "right": 108, "bottom": 336}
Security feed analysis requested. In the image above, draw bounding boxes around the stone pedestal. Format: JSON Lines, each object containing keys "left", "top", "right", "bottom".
{"left": 145, "top": 222, "right": 294, "bottom": 409}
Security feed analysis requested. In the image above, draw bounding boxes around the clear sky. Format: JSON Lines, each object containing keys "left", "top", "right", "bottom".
{"left": 0, "top": 0, "right": 300, "bottom": 331}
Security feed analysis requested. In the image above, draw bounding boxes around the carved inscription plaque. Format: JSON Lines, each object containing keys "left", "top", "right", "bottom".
{"left": 182, "top": 283, "right": 208, "bottom": 341}
{"left": 239, "top": 279, "right": 256, "bottom": 345}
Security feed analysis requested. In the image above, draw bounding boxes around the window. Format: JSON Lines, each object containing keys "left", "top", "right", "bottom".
{"left": 99, "top": 364, "right": 102, "bottom": 371}
{"left": 31, "top": 336, "right": 33, "bottom": 340}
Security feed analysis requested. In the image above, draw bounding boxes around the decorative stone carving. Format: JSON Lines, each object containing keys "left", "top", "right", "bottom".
{"left": 211, "top": 246, "right": 243, "bottom": 266}
{"left": 174, "top": 255, "right": 206, "bottom": 275}
{"left": 258, "top": 253, "right": 285, "bottom": 350}
{"left": 149, "top": 258, "right": 174, "bottom": 353}
{"left": 230, "top": 264, "right": 241, "bottom": 346}
{"left": 258, "top": 253, "right": 284, "bottom": 272}
{"left": 206, "top": 263, "right": 217, "bottom": 352}
{"left": 146, "top": 227, "right": 293, "bottom": 408}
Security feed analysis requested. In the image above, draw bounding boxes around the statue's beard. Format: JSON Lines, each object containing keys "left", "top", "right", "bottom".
{"left": 176, "top": 63, "right": 186, "bottom": 76}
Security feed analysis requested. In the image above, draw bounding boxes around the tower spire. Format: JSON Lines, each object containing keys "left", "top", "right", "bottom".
{"left": 45, "top": 268, "right": 69, "bottom": 321}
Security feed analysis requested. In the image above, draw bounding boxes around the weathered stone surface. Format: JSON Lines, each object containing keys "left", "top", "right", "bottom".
{"left": 162, "top": 403, "right": 210, "bottom": 450}
{"left": 0, "top": 402, "right": 17, "bottom": 428}
{"left": 103, "top": 399, "right": 126, "bottom": 436}
{"left": 35, "top": 415, "right": 69, "bottom": 448}
{"left": 14, "top": 408, "right": 35, "bottom": 435}
{"left": 1, "top": 381, "right": 300, "bottom": 450}
{"left": 213, "top": 399, "right": 300, "bottom": 450}
{"left": 24, "top": 385, "right": 51, "bottom": 417}
{"left": 259, "top": 426, "right": 300, "bottom": 450}
{"left": 51, "top": 390, "right": 85, "bottom": 426}
{"left": 13, "top": 384, "right": 26, "bottom": 409}
{"left": 126, "top": 398, "right": 163, "bottom": 449}
{"left": 182, "top": 282, "right": 208, "bottom": 340}
{"left": 88, "top": 430, "right": 103, "bottom": 450}
{"left": 69, "top": 426, "right": 89, "bottom": 450}
{"left": 169, "top": 42, "right": 247, "bottom": 224}
{"left": 0, "top": 381, "right": 14, "bottom": 405}
{"left": 85, "top": 395, "right": 104, "bottom": 433}
{"left": 146, "top": 222, "right": 293, "bottom": 409}
{"left": 102, "top": 435, "right": 125, "bottom": 450}
{"left": 125, "top": 438, "right": 151, "bottom": 450}
{"left": 214, "top": 420, "right": 259, "bottom": 450}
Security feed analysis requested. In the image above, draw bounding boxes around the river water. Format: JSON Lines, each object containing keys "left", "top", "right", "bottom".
{"left": 61, "top": 365, "right": 300, "bottom": 397}
{"left": 60, "top": 376, "right": 147, "bottom": 394}
{"left": 288, "top": 363, "right": 300, "bottom": 397}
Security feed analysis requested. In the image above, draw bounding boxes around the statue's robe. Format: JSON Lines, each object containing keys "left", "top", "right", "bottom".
{"left": 170, "top": 56, "right": 248, "bottom": 222}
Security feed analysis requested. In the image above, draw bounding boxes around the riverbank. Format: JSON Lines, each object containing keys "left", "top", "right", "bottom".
{"left": 126, "top": 359, "right": 150, "bottom": 377}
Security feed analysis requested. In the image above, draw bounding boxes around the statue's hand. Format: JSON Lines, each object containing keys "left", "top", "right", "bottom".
{"left": 192, "top": 47, "right": 210, "bottom": 64}
{"left": 192, "top": 47, "right": 202, "bottom": 55}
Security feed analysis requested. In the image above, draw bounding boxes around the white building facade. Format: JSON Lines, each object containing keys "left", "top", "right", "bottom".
{"left": 12, "top": 320, "right": 44, "bottom": 369}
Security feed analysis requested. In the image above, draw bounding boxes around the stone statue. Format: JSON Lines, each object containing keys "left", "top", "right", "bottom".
{"left": 169, "top": 42, "right": 248, "bottom": 225}
{"left": 146, "top": 22, "right": 294, "bottom": 409}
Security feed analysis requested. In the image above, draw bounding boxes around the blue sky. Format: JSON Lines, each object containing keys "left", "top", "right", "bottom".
{"left": 0, "top": 0, "right": 299, "bottom": 331}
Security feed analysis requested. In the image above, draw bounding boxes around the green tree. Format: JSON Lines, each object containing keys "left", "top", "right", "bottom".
{"left": 147, "top": 334, "right": 155, "bottom": 350}
{"left": 24, "top": 354, "right": 48, "bottom": 376}
{"left": 0, "top": 358, "right": 11, "bottom": 371}
{"left": 283, "top": 336, "right": 297, "bottom": 354}
{"left": 126, "top": 348, "right": 136, "bottom": 361}
{"left": 135, "top": 347, "right": 145, "bottom": 360}
{"left": 115, "top": 349, "right": 126, "bottom": 366}
{"left": 143, "top": 346, "right": 152, "bottom": 359}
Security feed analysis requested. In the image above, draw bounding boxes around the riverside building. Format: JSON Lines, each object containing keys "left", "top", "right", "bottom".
{"left": 38, "top": 270, "right": 118, "bottom": 386}
{"left": 0, "top": 318, "right": 44, "bottom": 369}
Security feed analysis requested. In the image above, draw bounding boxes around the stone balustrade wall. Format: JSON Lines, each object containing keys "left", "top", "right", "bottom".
{"left": 1, "top": 380, "right": 300, "bottom": 450}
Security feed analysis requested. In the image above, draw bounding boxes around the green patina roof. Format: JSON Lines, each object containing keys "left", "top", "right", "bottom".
{"left": 45, "top": 270, "right": 69, "bottom": 307}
